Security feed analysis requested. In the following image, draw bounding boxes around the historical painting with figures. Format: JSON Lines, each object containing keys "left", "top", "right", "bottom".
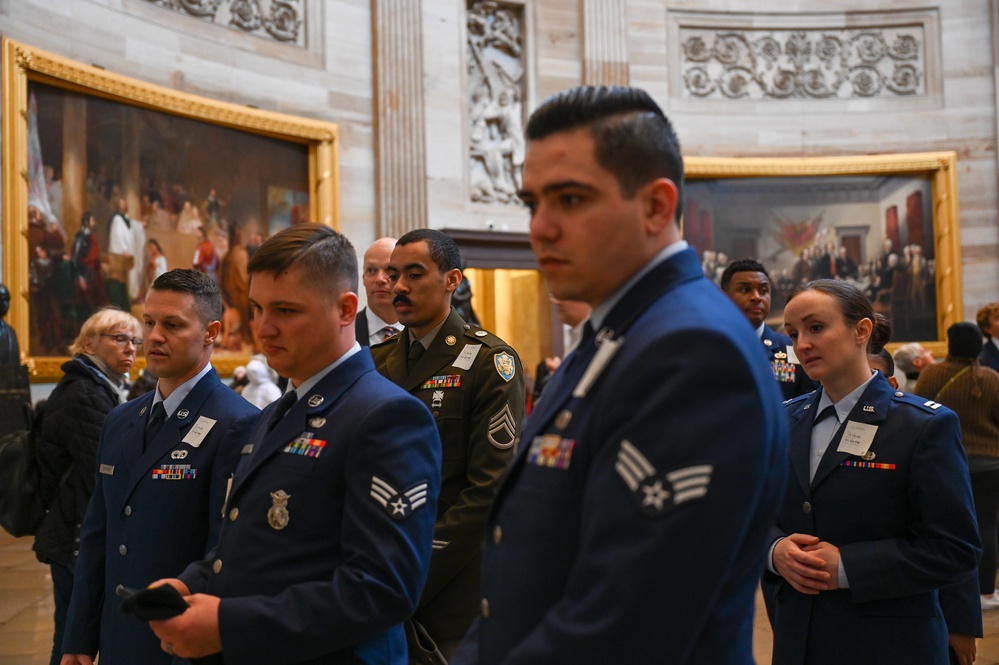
{"left": 2, "top": 38, "right": 339, "bottom": 380}
{"left": 685, "top": 154, "right": 962, "bottom": 348}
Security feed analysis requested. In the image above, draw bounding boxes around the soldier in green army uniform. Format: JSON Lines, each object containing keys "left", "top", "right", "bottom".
{"left": 370, "top": 229, "right": 525, "bottom": 660}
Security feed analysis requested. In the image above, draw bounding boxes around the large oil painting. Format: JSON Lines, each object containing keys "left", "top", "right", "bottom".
{"left": 2, "top": 38, "right": 339, "bottom": 381}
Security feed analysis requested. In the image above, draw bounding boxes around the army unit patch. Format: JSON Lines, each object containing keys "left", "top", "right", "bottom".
{"left": 487, "top": 403, "right": 518, "bottom": 449}
{"left": 370, "top": 476, "right": 429, "bottom": 520}
{"left": 152, "top": 464, "right": 197, "bottom": 480}
{"left": 494, "top": 352, "right": 516, "bottom": 382}
{"left": 614, "top": 439, "right": 713, "bottom": 517}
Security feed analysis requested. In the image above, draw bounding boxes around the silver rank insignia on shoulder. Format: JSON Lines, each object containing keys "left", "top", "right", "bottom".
{"left": 445, "top": 335, "right": 457, "bottom": 346}
{"left": 308, "top": 395, "right": 324, "bottom": 408}
{"left": 268, "top": 490, "right": 291, "bottom": 530}
{"left": 171, "top": 449, "right": 189, "bottom": 460}
{"left": 923, "top": 400, "right": 943, "bottom": 410}
{"left": 615, "top": 440, "right": 713, "bottom": 517}
{"left": 494, "top": 352, "right": 516, "bottom": 382}
{"left": 487, "top": 402, "right": 518, "bottom": 449}
{"left": 370, "top": 476, "right": 428, "bottom": 520}
{"left": 177, "top": 409, "right": 190, "bottom": 419}
{"left": 310, "top": 417, "right": 327, "bottom": 428}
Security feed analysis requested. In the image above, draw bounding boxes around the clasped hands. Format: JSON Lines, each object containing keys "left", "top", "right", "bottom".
{"left": 773, "top": 533, "right": 841, "bottom": 595}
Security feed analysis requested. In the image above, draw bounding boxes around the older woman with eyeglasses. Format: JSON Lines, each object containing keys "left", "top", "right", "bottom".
{"left": 32, "top": 307, "right": 141, "bottom": 665}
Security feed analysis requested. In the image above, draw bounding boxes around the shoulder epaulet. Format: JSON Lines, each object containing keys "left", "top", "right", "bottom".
{"left": 463, "top": 325, "right": 507, "bottom": 348}
{"left": 782, "top": 392, "right": 812, "bottom": 408}
{"left": 892, "top": 390, "right": 948, "bottom": 414}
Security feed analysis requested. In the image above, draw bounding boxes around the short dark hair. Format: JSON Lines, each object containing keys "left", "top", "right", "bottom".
{"left": 720, "top": 259, "right": 771, "bottom": 291}
{"left": 247, "top": 223, "right": 358, "bottom": 293}
{"left": 787, "top": 279, "right": 892, "bottom": 354}
{"left": 525, "top": 85, "right": 684, "bottom": 219}
{"left": 150, "top": 269, "right": 223, "bottom": 326}
{"left": 396, "top": 229, "right": 462, "bottom": 273}
{"left": 868, "top": 348, "right": 895, "bottom": 377}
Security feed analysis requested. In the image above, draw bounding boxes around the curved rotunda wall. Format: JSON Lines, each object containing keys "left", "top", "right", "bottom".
{"left": 0, "top": 0, "right": 996, "bottom": 330}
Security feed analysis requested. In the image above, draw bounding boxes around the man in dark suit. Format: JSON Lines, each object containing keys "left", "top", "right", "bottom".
{"left": 977, "top": 302, "right": 999, "bottom": 373}
{"left": 150, "top": 224, "right": 441, "bottom": 664}
{"left": 721, "top": 259, "right": 817, "bottom": 402}
{"left": 356, "top": 237, "right": 402, "bottom": 347}
{"left": 452, "top": 86, "right": 788, "bottom": 664}
{"left": 62, "top": 269, "right": 260, "bottom": 665}
{"left": 370, "top": 228, "right": 525, "bottom": 658}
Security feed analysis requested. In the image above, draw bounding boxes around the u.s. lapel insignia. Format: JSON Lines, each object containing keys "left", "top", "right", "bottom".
{"left": 309, "top": 417, "right": 327, "bottom": 428}
{"left": 267, "top": 490, "right": 291, "bottom": 530}
{"left": 494, "top": 352, "right": 516, "bottom": 382}
{"left": 307, "top": 395, "right": 324, "bottom": 408}
{"left": 445, "top": 335, "right": 457, "bottom": 346}
{"left": 615, "top": 439, "right": 713, "bottom": 517}
{"left": 487, "top": 402, "right": 518, "bottom": 449}
{"left": 177, "top": 409, "right": 190, "bottom": 419}
{"left": 369, "top": 476, "right": 428, "bottom": 520}
{"left": 555, "top": 409, "right": 572, "bottom": 430}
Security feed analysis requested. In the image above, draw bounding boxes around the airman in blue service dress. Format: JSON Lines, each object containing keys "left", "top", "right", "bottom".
{"left": 62, "top": 367, "right": 258, "bottom": 664}
{"left": 765, "top": 372, "right": 981, "bottom": 665}
{"left": 176, "top": 349, "right": 441, "bottom": 665}
{"left": 452, "top": 247, "right": 788, "bottom": 664}
{"left": 370, "top": 307, "right": 525, "bottom": 647}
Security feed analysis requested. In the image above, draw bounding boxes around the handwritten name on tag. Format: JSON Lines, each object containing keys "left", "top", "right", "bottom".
{"left": 837, "top": 421, "right": 878, "bottom": 456}
{"left": 182, "top": 416, "right": 217, "bottom": 448}
{"left": 453, "top": 344, "right": 482, "bottom": 370}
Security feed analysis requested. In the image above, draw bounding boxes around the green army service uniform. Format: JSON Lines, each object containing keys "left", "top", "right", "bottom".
{"left": 371, "top": 307, "right": 525, "bottom": 645}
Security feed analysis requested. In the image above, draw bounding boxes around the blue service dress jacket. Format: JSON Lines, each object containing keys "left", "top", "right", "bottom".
{"left": 453, "top": 247, "right": 789, "bottom": 664}
{"left": 761, "top": 325, "right": 818, "bottom": 401}
{"left": 177, "top": 350, "right": 442, "bottom": 665}
{"left": 62, "top": 368, "right": 259, "bottom": 664}
{"left": 764, "top": 374, "right": 981, "bottom": 665}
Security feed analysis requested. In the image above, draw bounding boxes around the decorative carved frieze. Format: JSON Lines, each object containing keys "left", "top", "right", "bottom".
{"left": 143, "top": 0, "right": 305, "bottom": 46}
{"left": 467, "top": 0, "right": 526, "bottom": 206}
{"left": 679, "top": 26, "right": 925, "bottom": 100}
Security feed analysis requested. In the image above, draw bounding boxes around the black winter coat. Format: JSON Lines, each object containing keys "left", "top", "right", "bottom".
{"left": 32, "top": 356, "right": 121, "bottom": 569}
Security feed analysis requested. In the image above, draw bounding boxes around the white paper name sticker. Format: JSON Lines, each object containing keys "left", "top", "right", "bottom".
{"left": 786, "top": 345, "right": 800, "bottom": 365}
{"left": 837, "top": 421, "right": 878, "bottom": 456}
{"left": 182, "top": 416, "right": 217, "bottom": 448}
{"left": 453, "top": 344, "right": 482, "bottom": 370}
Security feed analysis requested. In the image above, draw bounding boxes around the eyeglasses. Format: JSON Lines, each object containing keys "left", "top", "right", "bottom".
{"left": 100, "top": 333, "right": 143, "bottom": 347}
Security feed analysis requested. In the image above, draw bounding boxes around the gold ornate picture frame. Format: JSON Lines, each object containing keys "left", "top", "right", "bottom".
{"left": 685, "top": 152, "right": 961, "bottom": 356}
{"left": 2, "top": 38, "right": 340, "bottom": 381}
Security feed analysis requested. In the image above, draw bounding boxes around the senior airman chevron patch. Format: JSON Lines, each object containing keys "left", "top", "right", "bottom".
{"left": 615, "top": 439, "right": 713, "bottom": 517}
{"left": 370, "top": 476, "right": 429, "bottom": 521}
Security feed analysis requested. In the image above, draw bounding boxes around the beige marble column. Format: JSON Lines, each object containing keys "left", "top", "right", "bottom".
{"left": 61, "top": 95, "right": 86, "bottom": 239}
{"left": 372, "top": 0, "right": 428, "bottom": 237}
{"left": 582, "top": 0, "right": 629, "bottom": 86}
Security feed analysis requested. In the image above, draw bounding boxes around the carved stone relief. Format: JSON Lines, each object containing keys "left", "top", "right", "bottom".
{"left": 680, "top": 26, "right": 925, "bottom": 100}
{"left": 143, "top": 0, "right": 305, "bottom": 46}
{"left": 467, "top": 0, "right": 526, "bottom": 205}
